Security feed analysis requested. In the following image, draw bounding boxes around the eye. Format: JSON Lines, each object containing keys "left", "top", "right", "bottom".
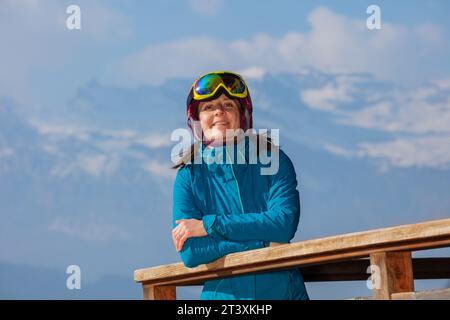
{"left": 224, "top": 102, "right": 234, "bottom": 109}
{"left": 202, "top": 104, "right": 213, "bottom": 111}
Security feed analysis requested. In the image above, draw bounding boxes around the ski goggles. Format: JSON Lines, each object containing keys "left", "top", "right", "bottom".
{"left": 189, "top": 71, "right": 248, "bottom": 103}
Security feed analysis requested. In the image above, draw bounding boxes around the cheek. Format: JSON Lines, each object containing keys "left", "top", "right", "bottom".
{"left": 230, "top": 111, "right": 241, "bottom": 128}
{"left": 199, "top": 114, "right": 213, "bottom": 129}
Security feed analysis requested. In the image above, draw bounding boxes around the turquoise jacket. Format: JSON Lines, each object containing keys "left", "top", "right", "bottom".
{"left": 172, "top": 135, "right": 309, "bottom": 300}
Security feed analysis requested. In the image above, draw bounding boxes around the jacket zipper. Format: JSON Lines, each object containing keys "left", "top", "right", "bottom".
{"left": 226, "top": 151, "right": 256, "bottom": 298}
{"left": 226, "top": 152, "right": 245, "bottom": 214}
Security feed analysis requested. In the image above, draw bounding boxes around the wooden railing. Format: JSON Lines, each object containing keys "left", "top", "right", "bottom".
{"left": 134, "top": 218, "right": 450, "bottom": 300}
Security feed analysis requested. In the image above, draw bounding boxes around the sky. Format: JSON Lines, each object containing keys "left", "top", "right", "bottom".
{"left": 2, "top": 0, "right": 450, "bottom": 109}
{"left": 0, "top": 0, "right": 449, "bottom": 299}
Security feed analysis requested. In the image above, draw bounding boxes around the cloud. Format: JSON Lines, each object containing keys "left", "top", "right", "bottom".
{"left": 356, "top": 136, "right": 450, "bottom": 171}
{"left": 115, "top": 36, "right": 230, "bottom": 86}
{"left": 301, "top": 75, "right": 450, "bottom": 134}
{"left": 323, "top": 143, "right": 353, "bottom": 158}
{"left": 188, "top": 0, "right": 223, "bottom": 15}
{"left": 113, "top": 6, "right": 449, "bottom": 86}
{"left": 50, "top": 153, "right": 120, "bottom": 178}
{"left": 144, "top": 160, "right": 176, "bottom": 180}
{"left": 33, "top": 123, "right": 91, "bottom": 141}
{"left": 33, "top": 121, "right": 172, "bottom": 149}
{"left": 238, "top": 67, "right": 267, "bottom": 81}
{"left": 338, "top": 81, "right": 450, "bottom": 135}
{"left": 322, "top": 135, "right": 450, "bottom": 172}
{"left": 136, "top": 134, "right": 173, "bottom": 149}
{"left": 300, "top": 73, "right": 450, "bottom": 170}
{"left": 30, "top": 121, "right": 173, "bottom": 178}
{"left": 0, "top": 1, "right": 131, "bottom": 103}
{"left": 48, "top": 217, "right": 130, "bottom": 243}
{"left": 301, "top": 75, "right": 358, "bottom": 112}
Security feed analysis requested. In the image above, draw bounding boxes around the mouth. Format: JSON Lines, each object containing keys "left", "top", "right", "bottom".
{"left": 212, "top": 121, "right": 229, "bottom": 127}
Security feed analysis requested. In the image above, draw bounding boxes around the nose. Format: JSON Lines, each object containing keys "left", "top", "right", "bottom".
{"left": 213, "top": 104, "right": 226, "bottom": 115}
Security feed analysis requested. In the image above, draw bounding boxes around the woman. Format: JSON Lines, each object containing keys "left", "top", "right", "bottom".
{"left": 171, "top": 71, "right": 309, "bottom": 300}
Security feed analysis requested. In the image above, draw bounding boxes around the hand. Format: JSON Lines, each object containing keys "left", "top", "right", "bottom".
{"left": 172, "top": 218, "right": 207, "bottom": 252}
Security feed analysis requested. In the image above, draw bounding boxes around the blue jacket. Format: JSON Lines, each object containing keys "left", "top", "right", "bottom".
{"left": 172, "top": 135, "right": 309, "bottom": 300}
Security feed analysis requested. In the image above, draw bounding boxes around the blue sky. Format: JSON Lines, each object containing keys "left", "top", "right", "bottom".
{"left": 1, "top": 0, "right": 450, "bottom": 299}
{"left": 3, "top": 0, "right": 450, "bottom": 110}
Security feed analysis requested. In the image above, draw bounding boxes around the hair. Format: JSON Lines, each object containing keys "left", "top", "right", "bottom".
{"left": 171, "top": 133, "right": 275, "bottom": 170}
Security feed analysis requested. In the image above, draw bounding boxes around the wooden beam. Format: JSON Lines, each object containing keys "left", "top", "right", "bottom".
{"left": 301, "top": 259, "right": 370, "bottom": 282}
{"left": 134, "top": 218, "right": 450, "bottom": 286}
{"left": 369, "top": 252, "right": 414, "bottom": 300}
{"left": 392, "top": 288, "right": 450, "bottom": 300}
{"left": 410, "top": 258, "right": 450, "bottom": 280}
{"left": 300, "top": 257, "right": 450, "bottom": 282}
{"left": 151, "top": 257, "right": 450, "bottom": 287}
{"left": 142, "top": 284, "right": 176, "bottom": 300}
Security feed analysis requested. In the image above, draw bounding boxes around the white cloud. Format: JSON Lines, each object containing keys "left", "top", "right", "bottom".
{"left": 357, "top": 136, "right": 450, "bottom": 171}
{"left": 33, "top": 121, "right": 172, "bottom": 150}
{"left": 188, "top": 0, "right": 223, "bottom": 15}
{"left": 299, "top": 73, "right": 450, "bottom": 170}
{"left": 115, "top": 36, "right": 231, "bottom": 86}
{"left": 50, "top": 153, "right": 120, "bottom": 178}
{"left": 32, "top": 122, "right": 174, "bottom": 178}
{"left": 144, "top": 160, "right": 176, "bottom": 180}
{"left": 49, "top": 217, "right": 130, "bottom": 243}
{"left": 112, "top": 6, "right": 449, "bottom": 86}
{"left": 337, "top": 82, "right": 450, "bottom": 134}
{"left": 301, "top": 75, "right": 357, "bottom": 112}
{"left": 33, "top": 122, "right": 91, "bottom": 141}
{"left": 238, "top": 67, "right": 267, "bottom": 81}
{"left": 79, "top": 154, "right": 120, "bottom": 176}
{"left": 136, "top": 134, "right": 172, "bottom": 149}
{"left": 323, "top": 143, "right": 353, "bottom": 158}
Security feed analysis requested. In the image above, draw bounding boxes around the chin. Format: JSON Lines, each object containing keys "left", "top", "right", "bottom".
{"left": 210, "top": 128, "right": 225, "bottom": 136}
{"left": 205, "top": 127, "right": 237, "bottom": 141}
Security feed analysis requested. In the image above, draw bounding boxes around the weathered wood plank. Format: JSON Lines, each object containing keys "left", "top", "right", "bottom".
{"left": 142, "top": 284, "right": 176, "bottom": 300}
{"left": 370, "top": 252, "right": 414, "bottom": 300}
{"left": 392, "top": 288, "right": 450, "bottom": 300}
{"left": 135, "top": 218, "right": 450, "bottom": 285}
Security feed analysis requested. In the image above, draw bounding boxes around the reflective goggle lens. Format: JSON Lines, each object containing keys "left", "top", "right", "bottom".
{"left": 195, "top": 74, "right": 223, "bottom": 95}
{"left": 222, "top": 73, "right": 246, "bottom": 94}
{"left": 194, "top": 73, "right": 246, "bottom": 97}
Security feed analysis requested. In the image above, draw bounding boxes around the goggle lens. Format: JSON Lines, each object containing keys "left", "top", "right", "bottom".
{"left": 194, "top": 73, "right": 246, "bottom": 97}
{"left": 195, "top": 74, "right": 222, "bottom": 95}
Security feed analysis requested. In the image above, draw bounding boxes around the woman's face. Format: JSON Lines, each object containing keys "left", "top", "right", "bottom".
{"left": 198, "top": 94, "right": 241, "bottom": 141}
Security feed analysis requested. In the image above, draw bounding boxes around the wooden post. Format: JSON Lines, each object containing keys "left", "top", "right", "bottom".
{"left": 142, "top": 283, "right": 176, "bottom": 300}
{"left": 370, "top": 251, "right": 414, "bottom": 300}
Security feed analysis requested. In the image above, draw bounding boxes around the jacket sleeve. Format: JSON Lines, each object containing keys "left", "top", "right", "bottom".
{"left": 173, "top": 165, "right": 265, "bottom": 268}
{"left": 202, "top": 150, "right": 301, "bottom": 243}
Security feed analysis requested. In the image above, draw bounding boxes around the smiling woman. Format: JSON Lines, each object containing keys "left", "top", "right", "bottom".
{"left": 197, "top": 94, "right": 241, "bottom": 142}
{"left": 170, "top": 71, "right": 309, "bottom": 300}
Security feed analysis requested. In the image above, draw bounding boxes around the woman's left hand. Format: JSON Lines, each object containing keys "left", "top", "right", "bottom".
{"left": 172, "top": 219, "right": 207, "bottom": 252}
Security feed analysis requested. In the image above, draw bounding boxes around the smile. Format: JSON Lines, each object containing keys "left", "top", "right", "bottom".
{"left": 213, "top": 122, "right": 228, "bottom": 127}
